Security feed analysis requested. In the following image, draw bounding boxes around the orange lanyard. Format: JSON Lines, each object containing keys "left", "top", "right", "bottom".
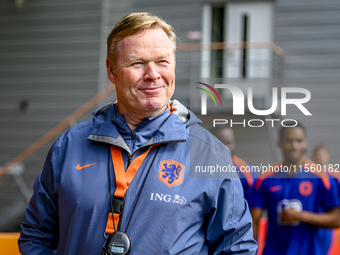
{"left": 105, "top": 145, "right": 156, "bottom": 234}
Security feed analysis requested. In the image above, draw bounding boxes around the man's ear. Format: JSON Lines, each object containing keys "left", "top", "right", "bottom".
{"left": 106, "top": 58, "right": 115, "bottom": 84}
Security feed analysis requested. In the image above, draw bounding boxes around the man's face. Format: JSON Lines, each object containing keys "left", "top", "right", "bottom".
{"left": 279, "top": 127, "right": 307, "bottom": 164}
{"left": 107, "top": 28, "right": 175, "bottom": 118}
{"left": 313, "top": 148, "right": 330, "bottom": 166}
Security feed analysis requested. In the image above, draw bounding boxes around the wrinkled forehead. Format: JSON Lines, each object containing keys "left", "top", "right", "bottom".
{"left": 117, "top": 28, "right": 174, "bottom": 59}
{"left": 120, "top": 29, "right": 171, "bottom": 48}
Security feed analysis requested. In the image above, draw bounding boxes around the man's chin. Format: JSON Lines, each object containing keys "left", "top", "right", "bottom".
{"left": 141, "top": 100, "right": 168, "bottom": 116}
{"left": 287, "top": 157, "right": 303, "bottom": 165}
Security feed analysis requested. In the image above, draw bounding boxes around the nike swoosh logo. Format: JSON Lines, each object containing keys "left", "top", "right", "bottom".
{"left": 76, "top": 162, "right": 98, "bottom": 170}
{"left": 270, "top": 185, "right": 282, "bottom": 192}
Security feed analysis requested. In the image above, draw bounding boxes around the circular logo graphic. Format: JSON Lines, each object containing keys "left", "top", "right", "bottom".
{"left": 299, "top": 181, "right": 313, "bottom": 197}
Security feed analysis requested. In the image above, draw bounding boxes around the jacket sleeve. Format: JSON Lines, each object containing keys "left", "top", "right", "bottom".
{"left": 18, "top": 144, "right": 60, "bottom": 254}
{"left": 206, "top": 177, "right": 258, "bottom": 254}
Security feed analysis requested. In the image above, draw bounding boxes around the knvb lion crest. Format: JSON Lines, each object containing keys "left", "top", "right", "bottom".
{"left": 158, "top": 160, "right": 185, "bottom": 188}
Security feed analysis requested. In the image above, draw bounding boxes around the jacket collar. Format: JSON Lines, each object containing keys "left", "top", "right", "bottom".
{"left": 87, "top": 100, "right": 199, "bottom": 154}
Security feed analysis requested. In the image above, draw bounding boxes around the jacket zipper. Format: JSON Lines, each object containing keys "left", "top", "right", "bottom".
{"left": 127, "top": 154, "right": 132, "bottom": 168}
{"left": 127, "top": 130, "right": 135, "bottom": 167}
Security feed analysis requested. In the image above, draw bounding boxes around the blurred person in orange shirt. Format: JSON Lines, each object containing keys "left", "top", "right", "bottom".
{"left": 212, "top": 127, "right": 255, "bottom": 204}
{"left": 313, "top": 144, "right": 340, "bottom": 255}
{"left": 313, "top": 144, "right": 340, "bottom": 194}
{"left": 313, "top": 144, "right": 331, "bottom": 167}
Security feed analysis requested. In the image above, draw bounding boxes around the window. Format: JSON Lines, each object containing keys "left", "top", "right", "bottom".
{"left": 210, "top": 6, "right": 225, "bottom": 78}
{"left": 201, "top": 2, "right": 274, "bottom": 78}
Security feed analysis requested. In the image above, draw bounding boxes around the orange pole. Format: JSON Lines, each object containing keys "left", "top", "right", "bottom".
{"left": 0, "top": 233, "right": 20, "bottom": 255}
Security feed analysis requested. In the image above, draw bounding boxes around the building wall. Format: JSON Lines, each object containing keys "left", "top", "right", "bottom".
{"left": 275, "top": 0, "right": 340, "bottom": 165}
{"left": 276, "top": 0, "right": 340, "bottom": 77}
{"left": 0, "top": 0, "right": 103, "bottom": 231}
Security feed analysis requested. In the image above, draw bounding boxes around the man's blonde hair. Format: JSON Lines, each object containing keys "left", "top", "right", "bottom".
{"left": 107, "top": 12, "right": 176, "bottom": 68}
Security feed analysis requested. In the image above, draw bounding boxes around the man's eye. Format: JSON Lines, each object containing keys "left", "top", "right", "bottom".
{"left": 158, "top": 60, "right": 168, "bottom": 65}
{"left": 132, "top": 62, "right": 143, "bottom": 66}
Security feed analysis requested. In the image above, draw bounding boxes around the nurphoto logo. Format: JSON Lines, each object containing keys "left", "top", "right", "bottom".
{"left": 195, "top": 81, "right": 312, "bottom": 128}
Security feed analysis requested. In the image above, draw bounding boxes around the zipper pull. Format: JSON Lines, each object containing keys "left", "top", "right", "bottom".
{"left": 131, "top": 130, "right": 135, "bottom": 140}
{"left": 127, "top": 154, "right": 132, "bottom": 167}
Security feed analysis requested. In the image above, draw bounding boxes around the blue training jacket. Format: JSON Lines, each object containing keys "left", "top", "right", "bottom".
{"left": 18, "top": 100, "right": 257, "bottom": 255}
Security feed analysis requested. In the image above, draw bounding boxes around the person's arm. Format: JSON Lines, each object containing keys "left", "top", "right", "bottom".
{"left": 205, "top": 178, "right": 258, "bottom": 255}
{"left": 279, "top": 207, "right": 340, "bottom": 228}
{"left": 18, "top": 144, "right": 60, "bottom": 254}
{"left": 250, "top": 207, "right": 263, "bottom": 240}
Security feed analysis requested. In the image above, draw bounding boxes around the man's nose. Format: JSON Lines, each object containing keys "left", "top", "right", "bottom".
{"left": 291, "top": 141, "right": 299, "bottom": 149}
{"left": 144, "top": 62, "right": 161, "bottom": 81}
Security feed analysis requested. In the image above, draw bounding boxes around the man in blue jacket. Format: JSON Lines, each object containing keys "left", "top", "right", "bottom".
{"left": 18, "top": 12, "right": 257, "bottom": 254}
